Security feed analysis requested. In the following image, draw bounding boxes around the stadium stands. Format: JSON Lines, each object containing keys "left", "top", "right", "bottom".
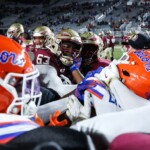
{"left": 0, "top": 0, "right": 149, "bottom": 37}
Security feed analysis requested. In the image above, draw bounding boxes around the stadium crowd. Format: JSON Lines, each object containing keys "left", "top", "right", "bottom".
{"left": 0, "top": 0, "right": 149, "bottom": 33}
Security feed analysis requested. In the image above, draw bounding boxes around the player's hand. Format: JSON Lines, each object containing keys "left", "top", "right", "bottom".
{"left": 66, "top": 91, "right": 91, "bottom": 122}
{"left": 49, "top": 110, "right": 68, "bottom": 126}
{"left": 69, "top": 57, "right": 82, "bottom": 72}
{"left": 60, "top": 74, "right": 72, "bottom": 85}
{"left": 94, "top": 60, "right": 119, "bottom": 85}
{"left": 24, "top": 101, "right": 37, "bottom": 116}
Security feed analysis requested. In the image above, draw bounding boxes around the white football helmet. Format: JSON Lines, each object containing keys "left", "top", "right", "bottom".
{"left": 33, "top": 26, "right": 59, "bottom": 54}
{"left": 7, "top": 23, "right": 24, "bottom": 39}
{"left": 56, "top": 28, "right": 82, "bottom": 66}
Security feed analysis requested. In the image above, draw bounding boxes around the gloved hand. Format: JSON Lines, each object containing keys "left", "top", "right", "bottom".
{"left": 69, "top": 57, "right": 82, "bottom": 72}
{"left": 24, "top": 100, "right": 37, "bottom": 116}
{"left": 49, "top": 110, "right": 68, "bottom": 126}
{"left": 94, "top": 60, "right": 119, "bottom": 85}
{"left": 60, "top": 74, "right": 72, "bottom": 85}
{"left": 34, "top": 114, "right": 44, "bottom": 127}
{"left": 66, "top": 91, "right": 91, "bottom": 122}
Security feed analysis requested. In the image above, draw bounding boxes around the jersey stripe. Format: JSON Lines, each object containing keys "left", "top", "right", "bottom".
{"left": 0, "top": 120, "right": 39, "bottom": 144}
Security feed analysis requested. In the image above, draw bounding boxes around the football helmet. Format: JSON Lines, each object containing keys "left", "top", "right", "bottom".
{"left": 0, "top": 35, "right": 42, "bottom": 117}
{"left": 126, "top": 31, "right": 136, "bottom": 39}
{"left": 80, "top": 31, "right": 103, "bottom": 64}
{"left": 117, "top": 50, "right": 150, "bottom": 99}
{"left": 56, "top": 28, "right": 82, "bottom": 66}
{"left": 106, "top": 31, "right": 112, "bottom": 35}
{"left": 98, "top": 31, "right": 104, "bottom": 37}
{"left": 33, "top": 26, "right": 58, "bottom": 53}
{"left": 7, "top": 23, "right": 24, "bottom": 39}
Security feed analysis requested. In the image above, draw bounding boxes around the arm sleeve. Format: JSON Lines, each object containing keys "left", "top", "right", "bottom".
{"left": 109, "top": 79, "right": 150, "bottom": 110}
{"left": 37, "top": 97, "right": 69, "bottom": 124}
{"left": 36, "top": 65, "right": 77, "bottom": 97}
{"left": 72, "top": 104, "right": 150, "bottom": 143}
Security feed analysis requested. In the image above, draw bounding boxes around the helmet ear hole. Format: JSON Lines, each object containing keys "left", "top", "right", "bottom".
{"left": 122, "top": 70, "right": 130, "bottom": 76}
{"left": 118, "top": 50, "right": 150, "bottom": 99}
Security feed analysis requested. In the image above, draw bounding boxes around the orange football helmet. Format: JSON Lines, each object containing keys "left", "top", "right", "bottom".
{"left": 0, "top": 35, "right": 42, "bottom": 116}
{"left": 117, "top": 50, "right": 150, "bottom": 99}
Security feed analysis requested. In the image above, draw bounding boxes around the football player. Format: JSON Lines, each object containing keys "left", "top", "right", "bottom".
{"left": 65, "top": 49, "right": 150, "bottom": 143}
{"left": 0, "top": 35, "right": 43, "bottom": 143}
{"left": 26, "top": 26, "right": 78, "bottom": 97}
{"left": 0, "top": 36, "right": 96, "bottom": 150}
{"left": 8, "top": 25, "right": 61, "bottom": 103}
{"left": 102, "top": 31, "right": 115, "bottom": 61}
{"left": 80, "top": 31, "right": 110, "bottom": 77}
{"left": 56, "top": 28, "right": 83, "bottom": 84}
{"left": 7, "top": 23, "right": 26, "bottom": 45}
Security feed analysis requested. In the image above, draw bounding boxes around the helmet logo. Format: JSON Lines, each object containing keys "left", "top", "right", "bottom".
{"left": 90, "top": 37, "right": 97, "bottom": 41}
{"left": 0, "top": 50, "right": 25, "bottom": 67}
{"left": 41, "top": 31, "right": 47, "bottom": 35}
{"left": 134, "top": 51, "right": 150, "bottom": 72}
{"left": 61, "top": 32, "right": 70, "bottom": 37}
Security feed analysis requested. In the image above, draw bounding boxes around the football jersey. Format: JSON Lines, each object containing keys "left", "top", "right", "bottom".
{"left": 26, "top": 45, "right": 63, "bottom": 75}
{"left": 122, "top": 35, "right": 130, "bottom": 51}
{"left": 106, "top": 35, "right": 115, "bottom": 47}
{"left": 101, "top": 36, "right": 107, "bottom": 49}
{"left": 80, "top": 58, "right": 110, "bottom": 76}
{"left": 0, "top": 114, "right": 39, "bottom": 144}
{"left": 26, "top": 44, "right": 75, "bottom": 84}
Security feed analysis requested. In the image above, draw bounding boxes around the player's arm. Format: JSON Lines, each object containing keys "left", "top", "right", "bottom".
{"left": 72, "top": 70, "right": 84, "bottom": 84}
{"left": 49, "top": 91, "right": 92, "bottom": 126}
{"left": 36, "top": 65, "right": 77, "bottom": 97}
{"left": 70, "top": 57, "right": 84, "bottom": 84}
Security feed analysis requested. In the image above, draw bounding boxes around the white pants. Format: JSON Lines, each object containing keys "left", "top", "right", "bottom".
{"left": 72, "top": 104, "right": 150, "bottom": 143}
{"left": 99, "top": 47, "right": 113, "bottom": 60}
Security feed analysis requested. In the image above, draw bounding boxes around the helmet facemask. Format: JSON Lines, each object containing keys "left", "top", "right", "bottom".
{"left": 81, "top": 44, "right": 98, "bottom": 65}
{"left": 59, "top": 41, "right": 82, "bottom": 66}
{"left": 46, "top": 36, "right": 60, "bottom": 54}
{"left": 80, "top": 31, "right": 103, "bottom": 64}
{"left": 7, "top": 23, "right": 24, "bottom": 39}
{"left": 33, "top": 26, "right": 55, "bottom": 50}
{"left": 2, "top": 67, "right": 42, "bottom": 117}
{"left": 33, "top": 36, "right": 46, "bottom": 49}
